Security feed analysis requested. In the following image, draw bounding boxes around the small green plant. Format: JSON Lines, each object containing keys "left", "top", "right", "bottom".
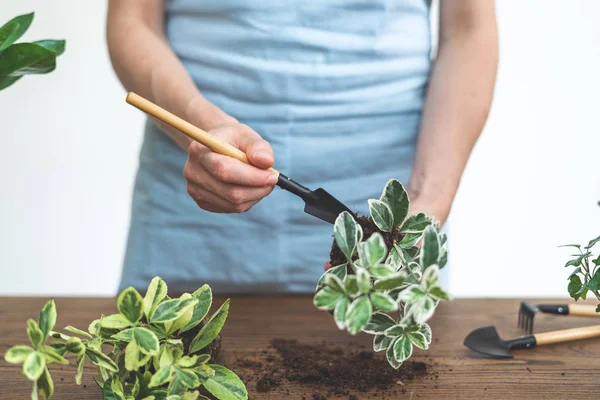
{"left": 562, "top": 206, "right": 600, "bottom": 309}
{"left": 4, "top": 277, "right": 248, "bottom": 400}
{"left": 0, "top": 12, "right": 65, "bottom": 91}
{"left": 313, "top": 179, "right": 450, "bottom": 369}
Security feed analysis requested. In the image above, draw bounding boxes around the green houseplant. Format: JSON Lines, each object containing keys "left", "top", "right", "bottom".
{"left": 313, "top": 179, "right": 450, "bottom": 369}
{"left": 0, "top": 12, "right": 65, "bottom": 91}
{"left": 4, "top": 277, "right": 247, "bottom": 400}
{"left": 562, "top": 204, "right": 600, "bottom": 308}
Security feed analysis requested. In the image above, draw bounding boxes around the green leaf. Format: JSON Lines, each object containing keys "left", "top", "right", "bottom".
{"left": 37, "top": 367, "right": 54, "bottom": 399}
{"left": 596, "top": 304, "right": 600, "bottom": 313}
{"left": 568, "top": 274, "right": 584, "bottom": 300}
{"left": 151, "top": 299, "right": 198, "bottom": 324}
{"left": 27, "top": 319, "right": 44, "bottom": 348}
{"left": 356, "top": 268, "right": 371, "bottom": 294}
{"left": 369, "top": 264, "right": 395, "bottom": 278}
{"left": 559, "top": 244, "right": 581, "bottom": 249}
{"left": 334, "top": 211, "right": 359, "bottom": 261}
{"left": 64, "top": 326, "right": 93, "bottom": 339}
{"left": 398, "top": 285, "right": 425, "bottom": 303}
{"left": 38, "top": 299, "right": 57, "bottom": 342}
{"left": 429, "top": 286, "right": 450, "bottom": 301}
{"left": 41, "top": 345, "right": 69, "bottom": 365}
{"left": 419, "top": 323, "right": 432, "bottom": 343}
{"left": 118, "top": 287, "right": 144, "bottom": 324}
{"left": 384, "top": 324, "right": 405, "bottom": 337}
{"left": 423, "top": 265, "right": 440, "bottom": 289}
{"left": 564, "top": 252, "right": 592, "bottom": 268}
{"left": 313, "top": 287, "right": 344, "bottom": 311}
{"left": 385, "top": 246, "right": 402, "bottom": 268}
{"left": 181, "top": 285, "right": 213, "bottom": 333}
{"left": 4, "top": 345, "right": 34, "bottom": 363}
{"left": 368, "top": 199, "right": 394, "bottom": 233}
{"left": 385, "top": 338, "right": 403, "bottom": 369}
{"left": 125, "top": 340, "right": 140, "bottom": 371}
{"left": 373, "top": 272, "right": 408, "bottom": 291}
{"left": 0, "top": 13, "right": 34, "bottom": 52}
{"left": 379, "top": 179, "right": 410, "bottom": 229}
{"left": 23, "top": 351, "right": 45, "bottom": 380}
{"left": 400, "top": 213, "right": 432, "bottom": 234}
{"left": 420, "top": 225, "right": 440, "bottom": 269}
{"left": 32, "top": 40, "right": 65, "bottom": 56}
{"left": 344, "top": 275, "right": 359, "bottom": 296}
{"left": 373, "top": 334, "right": 393, "bottom": 352}
{"left": 203, "top": 365, "right": 248, "bottom": 400}
{"left": 586, "top": 235, "right": 600, "bottom": 249}
{"left": 405, "top": 296, "right": 437, "bottom": 324}
{"left": 345, "top": 296, "right": 373, "bottom": 335}
{"left": 325, "top": 274, "right": 346, "bottom": 294}
{"left": 357, "top": 233, "right": 387, "bottom": 267}
{"left": 406, "top": 331, "right": 429, "bottom": 350}
{"left": 150, "top": 366, "right": 175, "bottom": 388}
{"left": 175, "top": 368, "right": 200, "bottom": 390}
{"left": 0, "top": 43, "right": 56, "bottom": 77}
{"left": 189, "top": 300, "right": 230, "bottom": 353}
{"left": 370, "top": 292, "right": 398, "bottom": 312}
{"left": 101, "top": 314, "right": 134, "bottom": 329}
{"left": 85, "top": 347, "right": 118, "bottom": 372}
{"left": 333, "top": 297, "right": 350, "bottom": 330}
{"left": 75, "top": 354, "right": 85, "bottom": 385}
{"left": 392, "top": 336, "right": 413, "bottom": 364}
{"left": 363, "top": 312, "right": 396, "bottom": 334}
{"left": 316, "top": 264, "right": 347, "bottom": 290}
{"left": 397, "top": 233, "right": 421, "bottom": 249}
{"left": 134, "top": 328, "right": 160, "bottom": 355}
{"left": 144, "top": 277, "right": 169, "bottom": 318}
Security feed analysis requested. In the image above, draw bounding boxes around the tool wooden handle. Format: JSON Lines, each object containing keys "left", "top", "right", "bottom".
{"left": 569, "top": 304, "right": 600, "bottom": 317}
{"left": 126, "top": 92, "right": 279, "bottom": 174}
{"left": 534, "top": 324, "right": 600, "bottom": 346}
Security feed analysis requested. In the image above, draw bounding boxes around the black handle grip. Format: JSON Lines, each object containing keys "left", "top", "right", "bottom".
{"left": 508, "top": 335, "right": 537, "bottom": 351}
{"left": 538, "top": 304, "right": 569, "bottom": 315}
{"left": 276, "top": 173, "right": 313, "bottom": 201}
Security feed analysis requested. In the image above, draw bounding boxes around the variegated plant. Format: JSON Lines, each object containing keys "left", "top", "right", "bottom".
{"left": 314, "top": 179, "right": 450, "bottom": 369}
{"left": 4, "top": 277, "right": 247, "bottom": 400}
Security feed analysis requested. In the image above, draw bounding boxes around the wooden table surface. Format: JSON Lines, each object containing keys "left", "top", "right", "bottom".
{"left": 1, "top": 296, "right": 599, "bottom": 399}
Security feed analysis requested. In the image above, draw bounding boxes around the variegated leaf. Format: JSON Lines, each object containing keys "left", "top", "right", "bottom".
{"left": 100, "top": 314, "right": 134, "bottom": 329}
{"left": 27, "top": 319, "right": 44, "bottom": 349}
{"left": 405, "top": 297, "right": 437, "bottom": 324}
{"left": 150, "top": 366, "right": 175, "bottom": 388}
{"left": 379, "top": 179, "right": 410, "bottom": 229}
{"left": 118, "top": 287, "right": 144, "bottom": 324}
{"left": 373, "top": 334, "right": 394, "bottom": 352}
{"left": 64, "top": 326, "right": 93, "bottom": 339}
{"left": 334, "top": 211, "right": 359, "bottom": 261}
{"left": 144, "top": 277, "right": 168, "bottom": 318}
{"left": 369, "top": 264, "right": 395, "bottom": 278}
{"left": 406, "top": 331, "right": 429, "bottom": 350}
{"left": 316, "top": 264, "right": 347, "bottom": 291}
{"left": 23, "top": 351, "right": 45, "bottom": 380}
{"left": 423, "top": 265, "right": 440, "bottom": 289}
{"left": 419, "top": 323, "right": 432, "bottom": 344}
{"left": 370, "top": 292, "right": 398, "bottom": 312}
{"left": 344, "top": 275, "right": 359, "bottom": 297}
{"left": 189, "top": 300, "right": 230, "bottom": 353}
{"left": 325, "top": 274, "right": 346, "bottom": 294}
{"left": 420, "top": 225, "right": 440, "bottom": 269}
{"left": 333, "top": 297, "right": 350, "bottom": 330}
{"left": 385, "top": 338, "right": 403, "bottom": 369}
{"left": 345, "top": 296, "right": 373, "bottom": 335}
{"left": 400, "top": 213, "right": 432, "bottom": 234}
{"left": 357, "top": 232, "right": 387, "bottom": 267}
{"left": 362, "top": 312, "right": 396, "bottom": 334}
{"left": 373, "top": 272, "right": 408, "bottom": 291}
{"left": 151, "top": 298, "right": 198, "bottom": 324}
{"left": 368, "top": 199, "right": 394, "bottom": 233}
{"left": 356, "top": 268, "right": 371, "bottom": 294}
{"left": 181, "top": 285, "right": 213, "bottom": 333}
{"left": 313, "top": 287, "right": 343, "bottom": 311}
{"left": 37, "top": 366, "right": 54, "bottom": 399}
{"left": 392, "top": 336, "right": 413, "bottom": 364}
{"left": 4, "top": 345, "right": 34, "bottom": 363}
{"left": 38, "top": 299, "right": 57, "bottom": 341}
{"left": 203, "top": 365, "right": 248, "bottom": 400}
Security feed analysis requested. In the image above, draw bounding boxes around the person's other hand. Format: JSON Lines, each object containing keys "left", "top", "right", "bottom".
{"left": 324, "top": 261, "right": 332, "bottom": 271}
{"left": 184, "top": 123, "right": 278, "bottom": 213}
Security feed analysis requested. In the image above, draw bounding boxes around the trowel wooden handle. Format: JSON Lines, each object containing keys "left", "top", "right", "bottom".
{"left": 569, "top": 304, "right": 600, "bottom": 316}
{"left": 126, "top": 92, "right": 279, "bottom": 174}
{"left": 534, "top": 324, "right": 600, "bottom": 346}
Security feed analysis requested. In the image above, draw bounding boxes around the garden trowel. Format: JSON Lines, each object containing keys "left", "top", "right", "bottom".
{"left": 126, "top": 92, "right": 354, "bottom": 224}
{"left": 463, "top": 324, "right": 600, "bottom": 359}
{"left": 518, "top": 301, "right": 600, "bottom": 334}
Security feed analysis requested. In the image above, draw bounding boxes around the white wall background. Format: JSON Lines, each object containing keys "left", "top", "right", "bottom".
{"left": 1, "top": 1, "right": 599, "bottom": 297}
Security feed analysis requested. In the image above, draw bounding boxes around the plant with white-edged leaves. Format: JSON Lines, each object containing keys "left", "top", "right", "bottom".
{"left": 3, "top": 277, "right": 247, "bottom": 400}
{"left": 313, "top": 179, "right": 450, "bottom": 369}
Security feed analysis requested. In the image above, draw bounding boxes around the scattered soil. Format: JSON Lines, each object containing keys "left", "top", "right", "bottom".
{"left": 236, "top": 339, "right": 430, "bottom": 399}
{"left": 330, "top": 216, "right": 405, "bottom": 267}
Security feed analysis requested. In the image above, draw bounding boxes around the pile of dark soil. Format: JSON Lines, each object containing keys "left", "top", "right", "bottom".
{"left": 235, "top": 339, "right": 430, "bottom": 399}
{"left": 329, "top": 216, "right": 405, "bottom": 267}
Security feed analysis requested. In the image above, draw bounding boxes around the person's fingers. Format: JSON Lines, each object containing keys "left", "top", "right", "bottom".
{"left": 198, "top": 151, "right": 277, "bottom": 187}
{"left": 324, "top": 261, "right": 332, "bottom": 271}
{"left": 214, "top": 124, "right": 274, "bottom": 170}
{"left": 186, "top": 183, "right": 260, "bottom": 213}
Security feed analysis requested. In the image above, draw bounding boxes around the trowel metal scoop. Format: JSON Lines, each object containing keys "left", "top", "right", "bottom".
{"left": 126, "top": 92, "right": 354, "bottom": 224}
{"left": 464, "top": 324, "right": 600, "bottom": 359}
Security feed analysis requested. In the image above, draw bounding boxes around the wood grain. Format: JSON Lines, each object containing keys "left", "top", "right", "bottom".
{"left": 1, "top": 297, "right": 599, "bottom": 399}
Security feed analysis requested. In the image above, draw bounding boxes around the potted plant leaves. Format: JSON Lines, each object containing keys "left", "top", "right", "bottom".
{"left": 314, "top": 179, "right": 450, "bottom": 369}
{"left": 0, "top": 12, "right": 65, "bottom": 91}
{"left": 4, "top": 277, "right": 248, "bottom": 400}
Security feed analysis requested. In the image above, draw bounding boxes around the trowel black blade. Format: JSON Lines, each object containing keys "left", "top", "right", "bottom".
{"left": 276, "top": 174, "right": 354, "bottom": 224}
{"left": 463, "top": 326, "right": 537, "bottom": 359}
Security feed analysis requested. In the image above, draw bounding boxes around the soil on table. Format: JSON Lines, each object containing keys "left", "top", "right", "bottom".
{"left": 235, "top": 339, "right": 430, "bottom": 399}
{"left": 329, "top": 216, "right": 405, "bottom": 267}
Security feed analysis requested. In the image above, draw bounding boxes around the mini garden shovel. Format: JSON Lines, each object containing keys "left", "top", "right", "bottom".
{"left": 126, "top": 92, "right": 354, "bottom": 224}
{"left": 463, "top": 324, "right": 600, "bottom": 359}
{"left": 518, "top": 302, "right": 600, "bottom": 334}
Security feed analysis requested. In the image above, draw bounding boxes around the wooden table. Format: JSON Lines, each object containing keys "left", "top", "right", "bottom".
{"left": 1, "top": 297, "right": 599, "bottom": 399}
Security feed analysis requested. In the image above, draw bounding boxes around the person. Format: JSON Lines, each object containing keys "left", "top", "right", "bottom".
{"left": 107, "top": 0, "right": 498, "bottom": 294}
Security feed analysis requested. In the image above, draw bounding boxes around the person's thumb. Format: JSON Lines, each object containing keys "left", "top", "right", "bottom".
{"left": 246, "top": 137, "right": 274, "bottom": 170}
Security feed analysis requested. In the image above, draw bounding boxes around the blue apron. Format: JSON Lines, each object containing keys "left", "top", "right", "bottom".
{"left": 119, "top": 0, "right": 443, "bottom": 294}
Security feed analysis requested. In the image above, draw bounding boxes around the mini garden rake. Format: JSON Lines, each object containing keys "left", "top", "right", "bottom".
{"left": 518, "top": 301, "right": 600, "bottom": 334}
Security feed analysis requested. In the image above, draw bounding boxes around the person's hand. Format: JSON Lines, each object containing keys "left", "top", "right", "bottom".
{"left": 324, "top": 261, "right": 332, "bottom": 271}
{"left": 183, "top": 123, "right": 278, "bottom": 213}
